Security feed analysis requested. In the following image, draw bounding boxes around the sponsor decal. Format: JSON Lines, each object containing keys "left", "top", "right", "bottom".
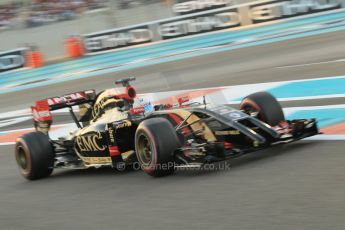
{"left": 108, "top": 126, "right": 115, "bottom": 144}
{"left": 92, "top": 97, "right": 107, "bottom": 119}
{"left": 159, "top": 0, "right": 345, "bottom": 39}
{"left": 76, "top": 132, "right": 106, "bottom": 152}
{"left": 0, "top": 48, "right": 28, "bottom": 72}
{"left": 113, "top": 120, "right": 132, "bottom": 129}
{"left": 130, "top": 106, "right": 145, "bottom": 115}
{"left": 92, "top": 96, "right": 127, "bottom": 119}
{"left": 83, "top": 26, "right": 153, "bottom": 52}
{"left": 80, "top": 156, "right": 112, "bottom": 164}
{"left": 215, "top": 130, "right": 240, "bottom": 135}
{"left": 47, "top": 92, "right": 87, "bottom": 106}
{"left": 31, "top": 100, "right": 52, "bottom": 134}
{"left": 173, "top": 0, "right": 233, "bottom": 15}
{"left": 158, "top": 9, "right": 240, "bottom": 38}
{"left": 248, "top": 0, "right": 343, "bottom": 23}
{"left": 83, "top": 0, "right": 345, "bottom": 52}
{"left": 32, "top": 108, "right": 51, "bottom": 121}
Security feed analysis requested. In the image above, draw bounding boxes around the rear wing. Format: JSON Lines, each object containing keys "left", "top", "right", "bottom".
{"left": 31, "top": 90, "right": 96, "bottom": 133}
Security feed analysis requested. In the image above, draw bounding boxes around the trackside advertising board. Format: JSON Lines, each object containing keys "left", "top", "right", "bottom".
{"left": 172, "top": 0, "right": 233, "bottom": 15}
{"left": 0, "top": 48, "right": 28, "bottom": 73}
{"left": 83, "top": 0, "right": 345, "bottom": 53}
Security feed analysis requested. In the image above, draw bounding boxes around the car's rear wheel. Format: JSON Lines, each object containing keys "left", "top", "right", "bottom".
{"left": 15, "top": 132, "right": 55, "bottom": 180}
{"left": 240, "top": 91, "right": 285, "bottom": 126}
{"left": 135, "top": 118, "right": 181, "bottom": 177}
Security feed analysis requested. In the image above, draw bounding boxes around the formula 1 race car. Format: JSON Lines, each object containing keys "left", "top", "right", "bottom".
{"left": 15, "top": 78, "right": 319, "bottom": 180}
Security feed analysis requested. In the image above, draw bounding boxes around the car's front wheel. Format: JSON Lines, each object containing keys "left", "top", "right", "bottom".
{"left": 135, "top": 118, "right": 181, "bottom": 177}
{"left": 15, "top": 132, "right": 55, "bottom": 180}
{"left": 240, "top": 91, "right": 285, "bottom": 126}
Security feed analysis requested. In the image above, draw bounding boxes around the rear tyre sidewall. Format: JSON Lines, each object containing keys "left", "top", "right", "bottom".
{"left": 15, "top": 132, "right": 54, "bottom": 180}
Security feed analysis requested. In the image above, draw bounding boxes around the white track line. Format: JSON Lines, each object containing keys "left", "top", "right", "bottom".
{"left": 306, "top": 135, "right": 345, "bottom": 140}
{"left": 276, "top": 59, "right": 345, "bottom": 69}
{"left": 0, "top": 109, "right": 30, "bottom": 119}
{"left": 0, "top": 142, "right": 15, "bottom": 146}
{"left": 0, "top": 107, "right": 78, "bottom": 119}
{"left": 227, "top": 93, "right": 345, "bottom": 104}
{"left": 0, "top": 127, "right": 34, "bottom": 134}
{"left": 283, "top": 104, "right": 345, "bottom": 116}
{"left": 0, "top": 123, "right": 74, "bottom": 135}
{"left": 0, "top": 117, "right": 32, "bottom": 128}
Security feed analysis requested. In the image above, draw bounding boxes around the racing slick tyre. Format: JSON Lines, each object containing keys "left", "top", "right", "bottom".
{"left": 15, "top": 132, "right": 55, "bottom": 180}
{"left": 240, "top": 91, "right": 285, "bottom": 126}
{"left": 135, "top": 118, "right": 181, "bottom": 177}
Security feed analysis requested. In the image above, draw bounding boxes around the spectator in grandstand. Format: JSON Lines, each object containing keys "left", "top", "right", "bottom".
{"left": 0, "top": 3, "right": 18, "bottom": 30}
{"left": 25, "top": 0, "right": 108, "bottom": 28}
{"left": 118, "top": 0, "right": 162, "bottom": 9}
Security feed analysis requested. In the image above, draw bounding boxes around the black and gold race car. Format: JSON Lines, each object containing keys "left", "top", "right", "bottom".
{"left": 15, "top": 78, "right": 319, "bottom": 180}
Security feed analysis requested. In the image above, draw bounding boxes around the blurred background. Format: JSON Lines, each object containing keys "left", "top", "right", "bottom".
{"left": 0, "top": 0, "right": 255, "bottom": 59}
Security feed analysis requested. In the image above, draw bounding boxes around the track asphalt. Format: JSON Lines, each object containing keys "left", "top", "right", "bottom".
{"left": 0, "top": 30, "right": 344, "bottom": 230}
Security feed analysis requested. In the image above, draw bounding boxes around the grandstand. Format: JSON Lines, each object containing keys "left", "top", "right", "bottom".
{"left": 0, "top": 0, "right": 257, "bottom": 58}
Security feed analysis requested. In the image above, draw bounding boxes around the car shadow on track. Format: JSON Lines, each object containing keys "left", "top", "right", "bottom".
{"left": 172, "top": 141, "right": 322, "bottom": 178}
{"left": 47, "top": 141, "right": 320, "bottom": 180}
{"left": 51, "top": 166, "right": 140, "bottom": 179}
